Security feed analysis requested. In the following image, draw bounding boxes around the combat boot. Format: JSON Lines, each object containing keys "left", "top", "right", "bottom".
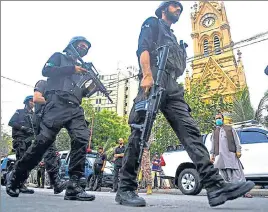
{"left": 115, "top": 189, "right": 146, "bottom": 207}
{"left": 80, "top": 177, "right": 87, "bottom": 190}
{"left": 206, "top": 180, "right": 255, "bottom": 207}
{"left": 48, "top": 172, "right": 66, "bottom": 194}
{"left": 64, "top": 175, "right": 95, "bottom": 201}
{"left": 20, "top": 183, "right": 34, "bottom": 194}
{"left": 5, "top": 170, "right": 20, "bottom": 197}
{"left": 54, "top": 180, "right": 67, "bottom": 194}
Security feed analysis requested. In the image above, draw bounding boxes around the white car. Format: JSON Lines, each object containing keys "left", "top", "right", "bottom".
{"left": 161, "top": 121, "right": 268, "bottom": 195}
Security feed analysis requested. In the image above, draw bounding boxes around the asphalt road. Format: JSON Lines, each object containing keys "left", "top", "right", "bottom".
{"left": 1, "top": 187, "right": 268, "bottom": 212}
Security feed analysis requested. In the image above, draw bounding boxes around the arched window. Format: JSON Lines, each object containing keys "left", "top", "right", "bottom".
{"left": 214, "top": 36, "right": 221, "bottom": 55}
{"left": 203, "top": 39, "right": 209, "bottom": 57}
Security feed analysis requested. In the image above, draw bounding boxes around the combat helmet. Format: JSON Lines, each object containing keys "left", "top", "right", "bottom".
{"left": 155, "top": 1, "right": 183, "bottom": 18}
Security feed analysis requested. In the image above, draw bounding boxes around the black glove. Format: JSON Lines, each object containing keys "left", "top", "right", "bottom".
{"left": 26, "top": 128, "right": 34, "bottom": 134}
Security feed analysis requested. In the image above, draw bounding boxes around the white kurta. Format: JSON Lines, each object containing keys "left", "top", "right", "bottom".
{"left": 210, "top": 126, "right": 246, "bottom": 183}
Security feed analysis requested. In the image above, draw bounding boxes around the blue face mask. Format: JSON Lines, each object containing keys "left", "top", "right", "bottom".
{"left": 216, "top": 119, "right": 223, "bottom": 126}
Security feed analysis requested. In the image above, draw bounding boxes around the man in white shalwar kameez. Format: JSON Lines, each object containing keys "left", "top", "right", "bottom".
{"left": 210, "top": 113, "right": 252, "bottom": 198}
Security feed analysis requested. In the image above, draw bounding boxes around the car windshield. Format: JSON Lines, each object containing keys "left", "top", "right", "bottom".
{"left": 87, "top": 157, "right": 95, "bottom": 166}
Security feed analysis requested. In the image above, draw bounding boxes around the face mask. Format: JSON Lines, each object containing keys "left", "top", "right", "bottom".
{"left": 216, "top": 119, "right": 223, "bottom": 126}
{"left": 76, "top": 46, "right": 88, "bottom": 57}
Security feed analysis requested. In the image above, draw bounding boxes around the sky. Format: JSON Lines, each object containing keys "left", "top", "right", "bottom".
{"left": 1, "top": 1, "right": 268, "bottom": 132}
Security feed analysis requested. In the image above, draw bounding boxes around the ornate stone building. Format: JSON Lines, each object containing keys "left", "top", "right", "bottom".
{"left": 185, "top": 1, "right": 247, "bottom": 102}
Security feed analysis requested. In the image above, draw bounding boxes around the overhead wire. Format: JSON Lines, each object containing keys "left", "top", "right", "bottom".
{"left": 1, "top": 30, "right": 268, "bottom": 89}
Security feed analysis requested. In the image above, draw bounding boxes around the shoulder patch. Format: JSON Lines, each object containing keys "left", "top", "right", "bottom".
{"left": 45, "top": 62, "right": 54, "bottom": 68}
{"left": 141, "top": 16, "right": 158, "bottom": 29}
{"left": 15, "top": 109, "right": 22, "bottom": 114}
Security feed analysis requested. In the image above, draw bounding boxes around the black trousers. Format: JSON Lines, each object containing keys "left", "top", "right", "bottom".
{"left": 13, "top": 94, "right": 89, "bottom": 184}
{"left": 43, "top": 143, "right": 59, "bottom": 174}
{"left": 119, "top": 68, "right": 223, "bottom": 192}
{"left": 113, "top": 165, "right": 121, "bottom": 191}
{"left": 37, "top": 167, "right": 45, "bottom": 187}
{"left": 12, "top": 138, "right": 32, "bottom": 185}
{"left": 89, "top": 165, "right": 103, "bottom": 191}
{"left": 34, "top": 111, "right": 60, "bottom": 185}
{"left": 12, "top": 139, "right": 32, "bottom": 161}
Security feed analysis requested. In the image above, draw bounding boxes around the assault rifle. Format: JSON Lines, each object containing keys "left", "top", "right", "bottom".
{"left": 69, "top": 44, "right": 113, "bottom": 103}
{"left": 131, "top": 45, "right": 170, "bottom": 164}
{"left": 27, "top": 113, "right": 36, "bottom": 140}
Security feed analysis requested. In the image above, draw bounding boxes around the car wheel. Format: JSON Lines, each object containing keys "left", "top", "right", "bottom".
{"left": 1, "top": 178, "right": 5, "bottom": 186}
{"left": 177, "top": 168, "right": 203, "bottom": 195}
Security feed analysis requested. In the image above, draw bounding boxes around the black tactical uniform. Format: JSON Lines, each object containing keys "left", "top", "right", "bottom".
{"left": 36, "top": 161, "right": 45, "bottom": 188}
{"left": 6, "top": 36, "right": 96, "bottom": 201}
{"left": 8, "top": 96, "right": 35, "bottom": 194}
{"left": 9, "top": 108, "right": 34, "bottom": 161}
{"left": 89, "top": 151, "right": 107, "bottom": 191}
{"left": 112, "top": 145, "right": 125, "bottom": 192}
{"left": 116, "top": 1, "right": 254, "bottom": 207}
{"left": 33, "top": 79, "right": 66, "bottom": 194}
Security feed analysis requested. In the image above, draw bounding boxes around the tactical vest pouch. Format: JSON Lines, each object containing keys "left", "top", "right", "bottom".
{"left": 157, "top": 20, "right": 187, "bottom": 78}
{"left": 165, "top": 44, "right": 187, "bottom": 78}
{"left": 134, "top": 99, "right": 150, "bottom": 121}
{"left": 134, "top": 100, "right": 149, "bottom": 112}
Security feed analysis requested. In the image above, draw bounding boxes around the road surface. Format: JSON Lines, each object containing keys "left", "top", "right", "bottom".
{"left": 1, "top": 187, "right": 268, "bottom": 212}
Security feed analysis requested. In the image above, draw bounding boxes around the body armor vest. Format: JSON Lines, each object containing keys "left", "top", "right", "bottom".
{"left": 12, "top": 109, "right": 33, "bottom": 139}
{"left": 46, "top": 53, "right": 89, "bottom": 104}
{"left": 152, "top": 19, "right": 187, "bottom": 78}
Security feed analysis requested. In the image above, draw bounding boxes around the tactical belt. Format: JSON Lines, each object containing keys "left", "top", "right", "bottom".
{"left": 46, "top": 91, "right": 79, "bottom": 106}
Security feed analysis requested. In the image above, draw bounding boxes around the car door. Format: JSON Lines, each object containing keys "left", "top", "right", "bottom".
{"left": 204, "top": 133, "right": 212, "bottom": 153}
{"left": 239, "top": 129, "right": 268, "bottom": 176}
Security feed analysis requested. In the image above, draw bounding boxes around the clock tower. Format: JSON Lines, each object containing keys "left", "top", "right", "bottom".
{"left": 185, "top": 1, "right": 247, "bottom": 101}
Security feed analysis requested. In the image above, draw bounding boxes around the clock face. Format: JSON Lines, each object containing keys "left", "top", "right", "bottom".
{"left": 203, "top": 17, "right": 215, "bottom": 28}
{"left": 200, "top": 13, "right": 217, "bottom": 28}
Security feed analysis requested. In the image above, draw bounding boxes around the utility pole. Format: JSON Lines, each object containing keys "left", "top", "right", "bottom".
{"left": 88, "top": 112, "right": 95, "bottom": 149}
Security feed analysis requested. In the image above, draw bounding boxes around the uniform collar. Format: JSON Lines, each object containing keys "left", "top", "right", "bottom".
{"left": 159, "top": 19, "right": 174, "bottom": 33}
{"left": 24, "top": 107, "right": 33, "bottom": 114}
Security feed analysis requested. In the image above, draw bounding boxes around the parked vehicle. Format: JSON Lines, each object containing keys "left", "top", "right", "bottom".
{"left": 161, "top": 120, "right": 268, "bottom": 195}
{"left": 61, "top": 150, "right": 114, "bottom": 189}
{"left": 27, "top": 151, "right": 66, "bottom": 187}
{"left": 1, "top": 155, "right": 16, "bottom": 186}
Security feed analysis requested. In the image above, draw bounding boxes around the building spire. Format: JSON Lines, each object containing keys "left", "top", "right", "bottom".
{"left": 237, "top": 49, "right": 242, "bottom": 63}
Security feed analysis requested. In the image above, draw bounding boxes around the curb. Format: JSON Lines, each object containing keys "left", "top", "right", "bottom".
{"left": 27, "top": 183, "right": 268, "bottom": 197}
{"left": 137, "top": 188, "right": 268, "bottom": 197}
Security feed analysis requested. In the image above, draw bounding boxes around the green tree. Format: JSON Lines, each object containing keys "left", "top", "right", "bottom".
{"left": 81, "top": 99, "right": 95, "bottom": 124}
{"left": 55, "top": 128, "right": 71, "bottom": 151}
{"left": 255, "top": 90, "right": 268, "bottom": 127}
{"left": 184, "top": 81, "right": 232, "bottom": 134}
{"left": 0, "top": 125, "right": 13, "bottom": 156}
{"left": 92, "top": 109, "right": 130, "bottom": 154}
{"left": 81, "top": 99, "right": 130, "bottom": 158}
{"left": 230, "top": 86, "right": 255, "bottom": 123}
{"left": 151, "top": 113, "right": 178, "bottom": 155}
